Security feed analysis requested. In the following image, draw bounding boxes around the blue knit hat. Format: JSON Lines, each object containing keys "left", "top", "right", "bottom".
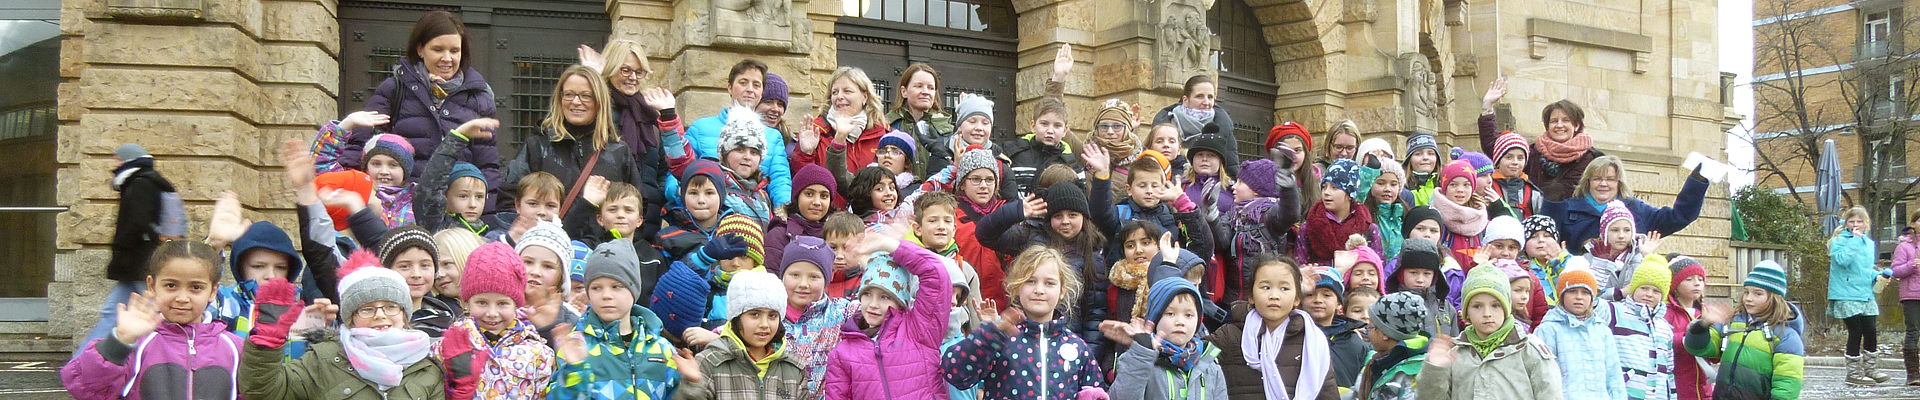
{"left": 1745, "top": 260, "right": 1789, "bottom": 296}
{"left": 649, "top": 261, "right": 712, "bottom": 335}
{"left": 364, "top": 133, "right": 416, "bottom": 175}
{"left": 1405, "top": 132, "right": 1437, "bottom": 161}
{"left": 449, "top": 162, "right": 485, "bottom": 186}
{"left": 680, "top": 158, "right": 729, "bottom": 200}
{"left": 879, "top": 130, "right": 917, "bottom": 162}
{"left": 1322, "top": 158, "right": 1362, "bottom": 196}
{"left": 1144, "top": 277, "right": 1202, "bottom": 324}
{"left": 1312, "top": 268, "right": 1347, "bottom": 300}
{"left": 568, "top": 240, "right": 591, "bottom": 285}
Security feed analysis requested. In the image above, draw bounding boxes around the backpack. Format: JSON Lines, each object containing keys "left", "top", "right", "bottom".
{"left": 154, "top": 190, "right": 187, "bottom": 239}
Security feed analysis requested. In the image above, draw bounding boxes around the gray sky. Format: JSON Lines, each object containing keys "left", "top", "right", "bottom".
{"left": 1722, "top": 0, "right": 1756, "bottom": 188}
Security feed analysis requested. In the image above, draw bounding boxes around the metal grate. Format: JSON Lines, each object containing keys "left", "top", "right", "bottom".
{"left": 510, "top": 56, "right": 577, "bottom": 144}
{"left": 363, "top": 47, "right": 406, "bottom": 103}
{"left": 1207, "top": 0, "right": 1275, "bottom": 83}
{"left": 869, "top": 79, "right": 895, "bottom": 110}
{"left": 854, "top": 0, "right": 1014, "bottom": 35}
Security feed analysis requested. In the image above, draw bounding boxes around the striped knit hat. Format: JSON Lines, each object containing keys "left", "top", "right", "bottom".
{"left": 1745, "top": 260, "right": 1789, "bottom": 296}
{"left": 364, "top": 133, "right": 416, "bottom": 175}
{"left": 1494, "top": 131, "right": 1530, "bottom": 161}
{"left": 377, "top": 225, "right": 439, "bottom": 271}
{"left": 716, "top": 214, "right": 765, "bottom": 265}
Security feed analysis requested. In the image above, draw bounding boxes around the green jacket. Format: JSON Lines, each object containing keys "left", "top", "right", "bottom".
{"left": 885, "top": 107, "right": 956, "bottom": 178}
{"left": 1682, "top": 307, "right": 1806, "bottom": 400}
{"left": 1355, "top": 337, "right": 1426, "bottom": 400}
{"left": 1414, "top": 328, "right": 1561, "bottom": 400}
{"left": 240, "top": 331, "right": 447, "bottom": 400}
{"left": 550, "top": 305, "right": 685, "bottom": 400}
{"left": 678, "top": 328, "right": 810, "bottom": 400}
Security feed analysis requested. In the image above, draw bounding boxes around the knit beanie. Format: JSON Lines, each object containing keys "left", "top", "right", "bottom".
{"left": 336, "top": 250, "right": 413, "bottom": 321}
{"left": 1096, "top": 99, "right": 1138, "bottom": 127}
{"left": 860, "top": 253, "right": 920, "bottom": 308}
{"left": 1494, "top": 131, "right": 1530, "bottom": 162}
{"left": 314, "top": 170, "right": 374, "bottom": 232}
{"left": 1745, "top": 260, "right": 1789, "bottom": 296}
{"left": 448, "top": 162, "right": 485, "bottom": 186}
{"left": 568, "top": 240, "right": 590, "bottom": 286}
{"left": 1521, "top": 215, "right": 1560, "bottom": 241}
{"left": 1376, "top": 158, "right": 1406, "bottom": 182}
{"left": 514, "top": 221, "right": 572, "bottom": 295}
{"left": 377, "top": 225, "right": 439, "bottom": 270}
{"left": 792, "top": 163, "right": 838, "bottom": 205}
{"left": 680, "top": 158, "right": 729, "bottom": 200}
{"left": 585, "top": 239, "right": 644, "bottom": 300}
{"left": 1264, "top": 121, "right": 1312, "bottom": 154}
{"left": 879, "top": 130, "right": 917, "bottom": 162}
{"left": 1136, "top": 150, "right": 1171, "bottom": 179}
{"left": 1396, "top": 238, "right": 1445, "bottom": 283}
{"left": 1187, "top": 133, "right": 1241, "bottom": 176}
{"left": 116, "top": 143, "right": 150, "bottom": 162}
{"left": 1461, "top": 262, "right": 1513, "bottom": 312}
{"left": 778, "top": 236, "right": 836, "bottom": 278}
{"left": 1404, "top": 132, "right": 1438, "bottom": 161}
{"left": 1482, "top": 216, "right": 1524, "bottom": 247}
{"left": 1440, "top": 159, "right": 1477, "bottom": 189}
{"left": 1238, "top": 159, "right": 1281, "bottom": 198}
{"left": 1357, "top": 138, "right": 1396, "bottom": 162}
{"left": 1669, "top": 255, "right": 1707, "bottom": 293}
{"left": 763, "top": 72, "right": 789, "bottom": 106}
{"left": 364, "top": 133, "right": 416, "bottom": 175}
{"left": 1599, "top": 201, "right": 1636, "bottom": 234}
{"left": 1452, "top": 148, "right": 1493, "bottom": 176}
{"left": 1629, "top": 258, "right": 1674, "bottom": 300}
{"left": 1347, "top": 246, "right": 1385, "bottom": 293}
{"left": 1402, "top": 206, "right": 1442, "bottom": 240}
{"left": 1042, "top": 181, "right": 1091, "bottom": 219}
{"left": 716, "top": 214, "right": 765, "bottom": 265}
{"left": 1322, "top": 159, "right": 1362, "bottom": 196}
{"left": 718, "top": 106, "right": 768, "bottom": 156}
{"left": 461, "top": 242, "right": 527, "bottom": 307}
{"left": 1144, "top": 277, "right": 1203, "bottom": 324}
{"left": 954, "top": 94, "right": 994, "bottom": 124}
{"left": 1368, "top": 292, "right": 1428, "bottom": 341}
{"left": 1312, "top": 268, "right": 1347, "bottom": 300}
{"left": 726, "top": 270, "right": 787, "bottom": 321}
{"left": 651, "top": 262, "right": 711, "bottom": 334}
{"left": 955, "top": 146, "right": 1000, "bottom": 182}
{"left": 1556, "top": 266, "right": 1601, "bottom": 299}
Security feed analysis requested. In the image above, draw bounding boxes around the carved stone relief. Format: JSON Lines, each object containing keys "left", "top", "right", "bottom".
{"left": 711, "top": 0, "right": 798, "bottom": 50}
{"left": 1155, "top": 0, "right": 1215, "bottom": 89}
{"left": 1401, "top": 53, "right": 1439, "bottom": 132}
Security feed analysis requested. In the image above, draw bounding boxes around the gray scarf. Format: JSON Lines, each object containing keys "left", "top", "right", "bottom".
{"left": 1171, "top": 104, "right": 1215, "bottom": 140}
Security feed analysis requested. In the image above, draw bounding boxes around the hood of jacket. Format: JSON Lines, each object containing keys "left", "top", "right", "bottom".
{"left": 228, "top": 221, "right": 305, "bottom": 282}
{"left": 1320, "top": 315, "right": 1366, "bottom": 337}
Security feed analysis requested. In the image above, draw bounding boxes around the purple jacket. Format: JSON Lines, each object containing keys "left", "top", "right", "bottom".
{"left": 1890, "top": 236, "right": 1920, "bottom": 301}
{"left": 820, "top": 241, "right": 953, "bottom": 400}
{"left": 342, "top": 60, "right": 502, "bottom": 209}
{"left": 62, "top": 321, "right": 244, "bottom": 400}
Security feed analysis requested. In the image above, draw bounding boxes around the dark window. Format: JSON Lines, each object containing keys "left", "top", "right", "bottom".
{"left": 1207, "top": 0, "right": 1277, "bottom": 160}
{"left": 0, "top": 11, "right": 59, "bottom": 301}
{"left": 850, "top": 0, "right": 1015, "bottom": 35}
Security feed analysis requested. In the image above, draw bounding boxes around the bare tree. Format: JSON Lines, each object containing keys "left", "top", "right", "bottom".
{"left": 1746, "top": 0, "right": 1920, "bottom": 232}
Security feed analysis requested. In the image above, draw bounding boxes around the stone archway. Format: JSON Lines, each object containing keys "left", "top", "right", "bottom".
{"left": 1246, "top": 0, "right": 1346, "bottom": 132}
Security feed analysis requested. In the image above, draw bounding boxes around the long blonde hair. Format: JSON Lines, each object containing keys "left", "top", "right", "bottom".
{"left": 542, "top": 65, "right": 616, "bottom": 152}
{"left": 826, "top": 67, "right": 887, "bottom": 125}
{"left": 432, "top": 228, "right": 484, "bottom": 272}
{"left": 1003, "top": 247, "right": 1083, "bottom": 317}
{"left": 598, "top": 40, "right": 651, "bottom": 81}
{"left": 1834, "top": 206, "right": 1872, "bottom": 237}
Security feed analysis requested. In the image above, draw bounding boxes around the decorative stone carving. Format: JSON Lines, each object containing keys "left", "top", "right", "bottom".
{"left": 1343, "top": 0, "right": 1376, "bottom": 23}
{"left": 106, "top": 0, "right": 205, "bottom": 24}
{"left": 710, "top": 0, "right": 799, "bottom": 50}
{"left": 1154, "top": 0, "right": 1215, "bottom": 90}
{"left": 715, "top": 0, "right": 790, "bottom": 27}
{"left": 1400, "top": 53, "right": 1439, "bottom": 132}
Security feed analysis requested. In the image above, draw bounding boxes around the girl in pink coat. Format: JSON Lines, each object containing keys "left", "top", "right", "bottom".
{"left": 63, "top": 241, "right": 247, "bottom": 400}
{"left": 821, "top": 226, "right": 955, "bottom": 400}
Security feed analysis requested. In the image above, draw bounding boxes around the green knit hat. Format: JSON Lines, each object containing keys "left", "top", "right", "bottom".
{"left": 1461, "top": 264, "right": 1513, "bottom": 313}
{"left": 1628, "top": 255, "right": 1673, "bottom": 300}
{"left": 1745, "top": 260, "right": 1789, "bottom": 296}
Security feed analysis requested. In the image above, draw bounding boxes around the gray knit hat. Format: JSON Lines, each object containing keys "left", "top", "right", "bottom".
{"left": 1368, "top": 291, "right": 1428, "bottom": 341}
{"left": 954, "top": 147, "right": 1000, "bottom": 181}
{"left": 585, "top": 240, "right": 644, "bottom": 300}
{"left": 116, "top": 143, "right": 150, "bottom": 162}
{"left": 725, "top": 270, "right": 787, "bottom": 321}
{"left": 954, "top": 94, "right": 994, "bottom": 124}
{"left": 337, "top": 251, "right": 413, "bottom": 321}
{"left": 718, "top": 105, "right": 767, "bottom": 156}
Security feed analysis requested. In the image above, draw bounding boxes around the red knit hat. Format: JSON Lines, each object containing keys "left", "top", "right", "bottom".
{"left": 314, "top": 170, "right": 374, "bottom": 232}
{"left": 461, "top": 242, "right": 528, "bottom": 307}
{"left": 1265, "top": 122, "right": 1312, "bottom": 153}
{"left": 1440, "top": 159, "right": 1477, "bottom": 190}
{"left": 1494, "top": 131, "right": 1530, "bottom": 161}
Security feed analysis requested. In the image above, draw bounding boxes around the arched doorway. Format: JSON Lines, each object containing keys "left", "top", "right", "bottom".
{"left": 834, "top": 0, "right": 1021, "bottom": 140}
{"left": 1207, "top": 0, "right": 1278, "bottom": 160}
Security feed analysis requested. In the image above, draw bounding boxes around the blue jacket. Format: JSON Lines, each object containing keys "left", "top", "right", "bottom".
{"left": 1540, "top": 175, "right": 1709, "bottom": 256}
{"left": 669, "top": 107, "right": 791, "bottom": 207}
{"left": 1537, "top": 303, "right": 1627, "bottom": 400}
{"left": 1829, "top": 230, "right": 1879, "bottom": 301}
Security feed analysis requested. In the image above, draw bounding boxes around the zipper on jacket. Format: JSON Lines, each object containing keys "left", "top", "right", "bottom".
{"left": 1039, "top": 329, "right": 1050, "bottom": 399}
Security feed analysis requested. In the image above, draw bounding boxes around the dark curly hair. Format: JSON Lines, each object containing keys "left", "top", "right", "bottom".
{"left": 846, "top": 166, "right": 897, "bottom": 218}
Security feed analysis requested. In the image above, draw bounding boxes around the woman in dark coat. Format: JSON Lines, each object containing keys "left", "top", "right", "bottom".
{"left": 342, "top": 11, "right": 501, "bottom": 206}
{"left": 502, "top": 65, "right": 658, "bottom": 240}
{"left": 1479, "top": 77, "right": 1601, "bottom": 201}
{"left": 1152, "top": 74, "right": 1236, "bottom": 142}
{"left": 1537, "top": 155, "right": 1710, "bottom": 255}
{"left": 581, "top": 40, "right": 671, "bottom": 239}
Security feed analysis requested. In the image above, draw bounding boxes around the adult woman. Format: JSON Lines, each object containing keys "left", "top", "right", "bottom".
{"left": 580, "top": 40, "right": 671, "bottom": 236}
{"left": 1153, "top": 75, "right": 1236, "bottom": 142}
{"left": 793, "top": 67, "right": 891, "bottom": 176}
{"left": 502, "top": 65, "right": 661, "bottom": 240}
{"left": 344, "top": 11, "right": 499, "bottom": 201}
{"left": 1479, "top": 77, "right": 1602, "bottom": 201}
{"left": 886, "top": 63, "right": 956, "bottom": 177}
{"left": 1537, "top": 155, "right": 1708, "bottom": 256}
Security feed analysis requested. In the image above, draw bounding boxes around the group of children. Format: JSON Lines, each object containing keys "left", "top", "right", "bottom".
{"left": 66, "top": 9, "right": 1815, "bottom": 400}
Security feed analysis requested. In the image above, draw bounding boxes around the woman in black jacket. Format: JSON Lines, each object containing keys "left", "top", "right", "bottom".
{"left": 503, "top": 65, "right": 661, "bottom": 240}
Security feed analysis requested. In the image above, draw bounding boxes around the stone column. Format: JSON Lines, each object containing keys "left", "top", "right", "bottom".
{"left": 609, "top": 0, "right": 826, "bottom": 126}
{"left": 51, "top": 0, "right": 339, "bottom": 346}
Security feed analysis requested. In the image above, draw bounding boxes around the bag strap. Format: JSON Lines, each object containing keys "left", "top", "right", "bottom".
{"left": 560, "top": 151, "right": 603, "bottom": 216}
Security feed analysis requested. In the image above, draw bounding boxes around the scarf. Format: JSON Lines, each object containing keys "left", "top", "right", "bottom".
{"left": 412, "top": 62, "right": 464, "bottom": 104}
{"left": 1303, "top": 200, "right": 1375, "bottom": 263}
{"left": 375, "top": 184, "right": 415, "bottom": 228}
{"left": 614, "top": 91, "right": 661, "bottom": 152}
{"left": 337, "top": 326, "right": 433, "bottom": 391}
{"left": 829, "top": 110, "right": 870, "bottom": 134}
{"left": 112, "top": 157, "right": 155, "bottom": 190}
{"left": 1241, "top": 310, "right": 1330, "bottom": 400}
{"left": 1373, "top": 201, "right": 1406, "bottom": 256}
{"left": 1463, "top": 316, "right": 1515, "bottom": 358}
{"left": 1170, "top": 105, "right": 1215, "bottom": 139}
{"left": 1092, "top": 132, "right": 1138, "bottom": 164}
{"left": 1533, "top": 132, "right": 1593, "bottom": 163}
{"left": 1160, "top": 338, "right": 1203, "bottom": 372}
{"left": 1428, "top": 193, "right": 1488, "bottom": 236}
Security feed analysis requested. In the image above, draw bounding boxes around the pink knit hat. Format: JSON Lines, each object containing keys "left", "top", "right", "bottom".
{"left": 462, "top": 242, "right": 528, "bottom": 307}
{"left": 1440, "top": 159, "right": 1477, "bottom": 190}
{"left": 1599, "top": 201, "right": 1636, "bottom": 235}
{"left": 1345, "top": 245, "right": 1386, "bottom": 294}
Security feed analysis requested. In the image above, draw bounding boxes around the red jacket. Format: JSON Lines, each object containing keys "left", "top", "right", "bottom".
{"left": 1665, "top": 297, "right": 1716, "bottom": 400}
{"left": 792, "top": 114, "right": 889, "bottom": 174}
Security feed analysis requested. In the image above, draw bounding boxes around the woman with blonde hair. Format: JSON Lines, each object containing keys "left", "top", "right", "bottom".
{"left": 1830, "top": 206, "right": 1892, "bottom": 385}
{"left": 579, "top": 40, "right": 671, "bottom": 231}
{"left": 1537, "top": 154, "right": 1710, "bottom": 255}
{"left": 793, "top": 66, "right": 893, "bottom": 175}
{"left": 504, "top": 64, "right": 666, "bottom": 239}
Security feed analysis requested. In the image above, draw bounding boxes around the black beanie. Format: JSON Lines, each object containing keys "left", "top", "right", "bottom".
{"left": 1043, "top": 182, "right": 1090, "bottom": 219}
{"left": 1402, "top": 206, "right": 1442, "bottom": 240}
{"left": 1186, "top": 132, "right": 1241, "bottom": 176}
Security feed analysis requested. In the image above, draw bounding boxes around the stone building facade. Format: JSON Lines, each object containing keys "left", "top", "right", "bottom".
{"left": 21, "top": 0, "right": 1738, "bottom": 347}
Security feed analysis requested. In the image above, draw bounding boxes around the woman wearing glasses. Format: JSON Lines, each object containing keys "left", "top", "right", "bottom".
{"left": 501, "top": 64, "right": 660, "bottom": 239}
{"left": 1535, "top": 155, "right": 1710, "bottom": 256}
{"left": 578, "top": 40, "right": 674, "bottom": 238}
{"left": 340, "top": 11, "right": 502, "bottom": 208}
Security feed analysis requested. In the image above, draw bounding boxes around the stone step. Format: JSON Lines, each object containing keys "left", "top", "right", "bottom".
{"left": 0, "top": 334, "right": 73, "bottom": 354}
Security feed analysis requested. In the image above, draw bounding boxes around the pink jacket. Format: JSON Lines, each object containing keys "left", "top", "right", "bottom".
{"left": 62, "top": 321, "right": 244, "bottom": 400}
{"left": 820, "top": 241, "right": 954, "bottom": 400}
{"left": 1665, "top": 297, "right": 1716, "bottom": 400}
{"left": 1890, "top": 236, "right": 1920, "bottom": 301}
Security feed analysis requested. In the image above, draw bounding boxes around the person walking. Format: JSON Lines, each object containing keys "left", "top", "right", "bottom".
{"left": 80, "top": 143, "right": 179, "bottom": 357}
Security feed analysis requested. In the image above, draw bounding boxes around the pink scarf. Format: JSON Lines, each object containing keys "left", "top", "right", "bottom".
{"left": 338, "top": 326, "right": 432, "bottom": 391}
{"left": 1429, "top": 194, "right": 1489, "bottom": 236}
{"left": 1241, "top": 310, "right": 1329, "bottom": 400}
{"left": 1533, "top": 132, "right": 1593, "bottom": 163}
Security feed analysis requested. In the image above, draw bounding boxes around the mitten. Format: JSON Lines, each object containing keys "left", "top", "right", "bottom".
{"left": 1076, "top": 386, "right": 1110, "bottom": 400}
{"left": 249, "top": 277, "right": 303, "bottom": 348}
{"left": 439, "top": 325, "right": 488, "bottom": 400}
{"left": 698, "top": 234, "right": 749, "bottom": 264}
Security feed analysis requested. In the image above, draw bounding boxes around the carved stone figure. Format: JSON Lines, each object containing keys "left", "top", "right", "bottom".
{"left": 715, "top": 0, "right": 790, "bottom": 26}
{"left": 1155, "top": 0, "right": 1213, "bottom": 89}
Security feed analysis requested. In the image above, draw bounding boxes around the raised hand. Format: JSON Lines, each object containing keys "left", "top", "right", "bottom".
{"left": 1427, "top": 334, "right": 1458, "bottom": 367}
{"left": 1157, "top": 177, "right": 1183, "bottom": 202}
{"left": 1157, "top": 231, "right": 1179, "bottom": 258}
{"left": 682, "top": 327, "right": 720, "bottom": 348}
{"left": 1701, "top": 300, "right": 1734, "bottom": 325}
{"left": 1081, "top": 143, "right": 1111, "bottom": 175}
{"left": 528, "top": 284, "right": 564, "bottom": 330}
{"left": 643, "top": 87, "right": 676, "bottom": 111}
{"left": 454, "top": 118, "right": 499, "bottom": 141}
{"left": 248, "top": 277, "right": 305, "bottom": 349}
{"left": 1021, "top": 194, "right": 1049, "bottom": 219}
{"left": 577, "top": 44, "right": 606, "bottom": 74}
{"left": 795, "top": 122, "right": 821, "bottom": 154}
{"left": 509, "top": 213, "right": 538, "bottom": 243}
{"left": 582, "top": 175, "right": 611, "bottom": 208}
{"left": 672, "top": 348, "right": 704, "bottom": 383}
{"left": 831, "top": 113, "right": 860, "bottom": 142}
{"left": 1098, "top": 320, "right": 1135, "bottom": 347}
{"left": 321, "top": 188, "right": 366, "bottom": 214}
{"left": 289, "top": 298, "right": 339, "bottom": 335}
{"left": 1334, "top": 250, "right": 1359, "bottom": 272}
{"left": 207, "top": 191, "right": 247, "bottom": 248}
{"left": 1482, "top": 76, "right": 1507, "bottom": 110}
{"left": 282, "top": 139, "right": 316, "bottom": 191}
{"left": 112, "top": 291, "right": 163, "bottom": 345}
{"left": 554, "top": 323, "right": 587, "bottom": 364}
{"left": 1641, "top": 231, "right": 1665, "bottom": 255}
{"left": 1052, "top": 43, "right": 1073, "bottom": 82}
{"left": 993, "top": 307, "right": 1026, "bottom": 336}
{"left": 700, "top": 234, "right": 751, "bottom": 262}
{"left": 340, "top": 111, "right": 391, "bottom": 131}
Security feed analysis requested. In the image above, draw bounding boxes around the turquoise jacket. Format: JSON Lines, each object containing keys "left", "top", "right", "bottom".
{"left": 1828, "top": 230, "right": 1879, "bottom": 302}
{"left": 547, "top": 306, "right": 684, "bottom": 400}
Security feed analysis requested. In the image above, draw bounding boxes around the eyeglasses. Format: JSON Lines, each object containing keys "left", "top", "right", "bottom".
{"left": 875, "top": 147, "right": 906, "bottom": 156}
{"left": 1096, "top": 123, "right": 1129, "bottom": 132}
{"left": 1590, "top": 177, "right": 1619, "bottom": 183}
{"left": 964, "top": 176, "right": 997, "bottom": 185}
{"left": 617, "top": 66, "right": 642, "bottom": 78}
{"left": 562, "top": 92, "right": 596, "bottom": 103}
{"left": 354, "top": 304, "right": 405, "bottom": 318}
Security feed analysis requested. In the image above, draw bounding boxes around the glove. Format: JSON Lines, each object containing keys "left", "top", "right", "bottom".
{"left": 439, "top": 325, "right": 488, "bottom": 400}
{"left": 249, "top": 277, "right": 303, "bottom": 348}
{"left": 700, "top": 234, "right": 750, "bottom": 263}
{"left": 1076, "top": 387, "right": 1110, "bottom": 400}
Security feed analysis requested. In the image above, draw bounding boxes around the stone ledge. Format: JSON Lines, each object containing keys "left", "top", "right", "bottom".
{"left": 59, "top": 113, "right": 262, "bottom": 166}
{"left": 82, "top": 23, "right": 261, "bottom": 80}
{"left": 1527, "top": 18, "right": 1652, "bottom": 73}
{"left": 77, "top": 68, "right": 264, "bottom": 122}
